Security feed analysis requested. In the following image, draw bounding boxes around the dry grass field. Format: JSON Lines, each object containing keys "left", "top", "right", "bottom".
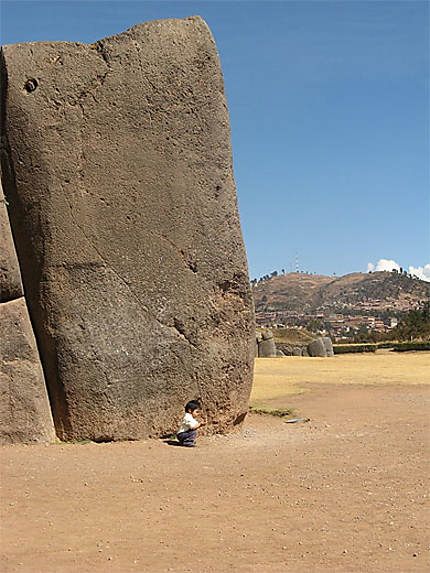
{"left": 251, "top": 352, "right": 430, "bottom": 410}
{"left": 1, "top": 352, "right": 429, "bottom": 573}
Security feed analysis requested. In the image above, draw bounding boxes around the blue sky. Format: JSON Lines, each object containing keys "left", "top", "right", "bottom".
{"left": 1, "top": 0, "right": 429, "bottom": 280}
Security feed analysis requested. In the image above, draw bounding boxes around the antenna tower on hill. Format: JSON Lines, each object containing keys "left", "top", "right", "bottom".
{"left": 295, "top": 253, "right": 299, "bottom": 273}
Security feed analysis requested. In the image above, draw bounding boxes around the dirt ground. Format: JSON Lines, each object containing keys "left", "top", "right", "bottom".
{"left": 1, "top": 356, "right": 430, "bottom": 573}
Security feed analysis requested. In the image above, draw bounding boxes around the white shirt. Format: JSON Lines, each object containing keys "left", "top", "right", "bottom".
{"left": 178, "top": 412, "right": 198, "bottom": 433}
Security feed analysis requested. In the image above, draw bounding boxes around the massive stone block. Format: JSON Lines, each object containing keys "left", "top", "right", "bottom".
{"left": 0, "top": 17, "right": 255, "bottom": 441}
{"left": 0, "top": 298, "right": 56, "bottom": 443}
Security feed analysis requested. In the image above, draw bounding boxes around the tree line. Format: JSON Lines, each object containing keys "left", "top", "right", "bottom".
{"left": 345, "top": 303, "right": 430, "bottom": 343}
{"left": 250, "top": 269, "right": 317, "bottom": 286}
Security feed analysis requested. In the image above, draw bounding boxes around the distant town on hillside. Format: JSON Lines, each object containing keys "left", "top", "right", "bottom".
{"left": 251, "top": 270, "right": 430, "bottom": 340}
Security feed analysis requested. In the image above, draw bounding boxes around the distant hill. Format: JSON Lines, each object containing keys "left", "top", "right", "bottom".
{"left": 253, "top": 271, "right": 430, "bottom": 316}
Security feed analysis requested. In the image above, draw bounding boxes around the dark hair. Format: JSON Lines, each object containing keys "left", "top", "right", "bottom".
{"left": 185, "top": 400, "right": 201, "bottom": 413}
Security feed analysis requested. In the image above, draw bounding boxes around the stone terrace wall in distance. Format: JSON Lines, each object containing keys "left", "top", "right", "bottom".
{"left": 1, "top": 17, "right": 255, "bottom": 441}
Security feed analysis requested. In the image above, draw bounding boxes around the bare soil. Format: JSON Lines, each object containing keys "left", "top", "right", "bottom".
{"left": 1, "top": 381, "right": 429, "bottom": 572}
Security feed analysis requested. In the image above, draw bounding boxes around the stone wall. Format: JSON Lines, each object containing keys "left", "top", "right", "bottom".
{"left": 277, "top": 337, "right": 334, "bottom": 357}
{"left": 0, "top": 180, "right": 55, "bottom": 443}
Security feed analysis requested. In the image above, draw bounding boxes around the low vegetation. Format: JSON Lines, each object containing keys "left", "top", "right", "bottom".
{"left": 391, "top": 341, "right": 430, "bottom": 352}
{"left": 334, "top": 340, "right": 430, "bottom": 353}
{"left": 249, "top": 406, "right": 294, "bottom": 417}
{"left": 390, "top": 303, "right": 430, "bottom": 341}
{"left": 333, "top": 343, "right": 377, "bottom": 354}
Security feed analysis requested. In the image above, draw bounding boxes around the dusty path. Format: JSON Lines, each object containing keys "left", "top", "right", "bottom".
{"left": 1, "top": 379, "right": 429, "bottom": 573}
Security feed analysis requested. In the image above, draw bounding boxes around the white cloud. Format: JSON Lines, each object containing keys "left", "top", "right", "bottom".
{"left": 409, "top": 264, "right": 430, "bottom": 282}
{"left": 366, "top": 259, "right": 430, "bottom": 282}
{"left": 374, "top": 259, "right": 400, "bottom": 272}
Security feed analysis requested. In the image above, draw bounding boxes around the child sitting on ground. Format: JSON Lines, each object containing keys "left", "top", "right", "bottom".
{"left": 177, "top": 400, "right": 206, "bottom": 447}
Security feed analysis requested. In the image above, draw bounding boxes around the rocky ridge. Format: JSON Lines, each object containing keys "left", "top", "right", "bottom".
{"left": 253, "top": 271, "right": 430, "bottom": 316}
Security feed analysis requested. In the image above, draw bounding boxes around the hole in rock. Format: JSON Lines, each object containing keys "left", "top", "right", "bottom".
{"left": 24, "top": 78, "right": 38, "bottom": 93}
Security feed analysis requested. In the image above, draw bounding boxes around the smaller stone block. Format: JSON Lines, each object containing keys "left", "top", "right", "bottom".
{"left": 307, "top": 338, "right": 327, "bottom": 357}
{"left": 322, "top": 337, "right": 334, "bottom": 357}
{"left": 0, "top": 180, "right": 23, "bottom": 302}
{"left": 258, "top": 338, "right": 277, "bottom": 357}
{"left": 0, "top": 298, "right": 56, "bottom": 443}
{"left": 277, "top": 343, "right": 292, "bottom": 356}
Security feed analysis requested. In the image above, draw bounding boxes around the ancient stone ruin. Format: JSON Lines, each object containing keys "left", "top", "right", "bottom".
{"left": 307, "top": 336, "right": 334, "bottom": 357}
{"left": 256, "top": 329, "right": 277, "bottom": 357}
{"left": 0, "top": 17, "right": 255, "bottom": 443}
{"left": 274, "top": 336, "right": 334, "bottom": 357}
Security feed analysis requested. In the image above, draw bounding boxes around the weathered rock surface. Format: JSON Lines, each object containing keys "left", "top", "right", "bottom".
{"left": 0, "top": 298, "right": 56, "bottom": 443}
{"left": 261, "top": 330, "right": 274, "bottom": 341}
{"left": 275, "top": 339, "right": 332, "bottom": 358}
{"left": 254, "top": 337, "right": 260, "bottom": 357}
{"left": 258, "top": 329, "right": 277, "bottom": 357}
{"left": 258, "top": 339, "right": 277, "bottom": 357}
{"left": 0, "top": 180, "right": 22, "bottom": 301}
{"left": 307, "top": 337, "right": 334, "bottom": 357}
{"left": 0, "top": 178, "right": 54, "bottom": 443}
{"left": 0, "top": 17, "right": 255, "bottom": 441}
{"left": 277, "top": 343, "right": 293, "bottom": 356}
{"left": 307, "top": 338, "right": 327, "bottom": 357}
{"left": 322, "top": 336, "right": 334, "bottom": 357}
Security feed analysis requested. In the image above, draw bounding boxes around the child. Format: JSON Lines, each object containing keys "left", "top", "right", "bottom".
{"left": 177, "top": 400, "right": 206, "bottom": 447}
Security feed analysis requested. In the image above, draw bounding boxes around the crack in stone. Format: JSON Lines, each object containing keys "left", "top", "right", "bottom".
{"left": 158, "top": 233, "right": 198, "bottom": 274}
{"left": 76, "top": 70, "right": 111, "bottom": 102}
{"left": 61, "top": 191, "right": 198, "bottom": 349}
{"left": 172, "top": 317, "right": 198, "bottom": 349}
{"left": 93, "top": 40, "right": 111, "bottom": 65}
{"left": 0, "top": 293, "right": 23, "bottom": 304}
